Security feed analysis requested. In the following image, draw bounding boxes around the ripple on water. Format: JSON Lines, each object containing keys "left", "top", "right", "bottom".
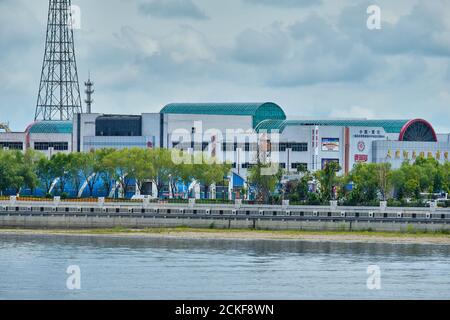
{"left": 0, "top": 234, "right": 449, "bottom": 300}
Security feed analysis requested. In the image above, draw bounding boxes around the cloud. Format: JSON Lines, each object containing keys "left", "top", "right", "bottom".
{"left": 330, "top": 106, "right": 376, "bottom": 119}
{"left": 114, "top": 26, "right": 160, "bottom": 58}
{"left": 1, "top": 0, "right": 450, "bottom": 133}
{"left": 226, "top": 14, "right": 382, "bottom": 86}
{"left": 231, "top": 25, "right": 292, "bottom": 65}
{"left": 138, "top": 0, "right": 208, "bottom": 20}
{"left": 111, "top": 25, "right": 217, "bottom": 84}
{"left": 338, "top": 1, "right": 450, "bottom": 57}
{"left": 242, "top": 0, "right": 321, "bottom": 8}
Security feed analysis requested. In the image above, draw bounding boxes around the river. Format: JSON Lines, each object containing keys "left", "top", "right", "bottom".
{"left": 0, "top": 234, "right": 449, "bottom": 299}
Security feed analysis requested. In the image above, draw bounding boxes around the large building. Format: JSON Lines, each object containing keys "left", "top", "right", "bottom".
{"left": 2, "top": 102, "right": 449, "bottom": 185}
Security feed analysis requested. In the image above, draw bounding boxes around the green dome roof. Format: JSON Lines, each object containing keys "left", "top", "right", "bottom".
{"left": 161, "top": 102, "right": 286, "bottom": 128}
{"left": 27, "top": 121, "right": 73, "bottom": 134}
{"left": 255, "top": 119, "right": 411, "bottom": 134}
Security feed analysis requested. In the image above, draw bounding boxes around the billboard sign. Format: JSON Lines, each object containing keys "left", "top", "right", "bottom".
{"left": 321, "top": 138, "right": 340, "bottom": 152}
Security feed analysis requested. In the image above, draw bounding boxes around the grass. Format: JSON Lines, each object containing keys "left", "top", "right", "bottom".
{"left": 3, "top": 226, "right": 449, "bottom": 238}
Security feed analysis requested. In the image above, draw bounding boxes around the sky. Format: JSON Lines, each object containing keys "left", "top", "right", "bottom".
{"left": 0, "top": 0, "right": 449, "bottom": 133}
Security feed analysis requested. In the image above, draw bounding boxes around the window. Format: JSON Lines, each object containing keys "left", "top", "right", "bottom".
{"left": 241, "top": 163, "right": 256, "bottom": 169}
{"left": 96, "top": 115, "right": 142, "bottom": 136}
{"left": 292, "top": 163, "right": 308, "bottom": 171}
{"left": 222, "top": 142, "right": 239, "bottom": 151}
{"left": 0, "top": 142, "right": 23, "bottom": 150}
{"left": 222, "top": 143, "right": 234, "bottom": 151}
{"left": 291, "top": 143, "right": 308, "bottom": 152}
{"left": 34, "top": 142, "right": 68, "bottom": 151}
{"left": 275, "top": 143, "right": 308, "bottom": 152}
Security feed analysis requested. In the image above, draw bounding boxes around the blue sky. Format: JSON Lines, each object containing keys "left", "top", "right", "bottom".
{"left": 0, "top": 0, "right": 449, "bottom": 132}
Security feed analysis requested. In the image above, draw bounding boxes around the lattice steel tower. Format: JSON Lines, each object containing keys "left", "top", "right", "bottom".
{"left": 35, "top": 0, "right": 83, "bottom": 121}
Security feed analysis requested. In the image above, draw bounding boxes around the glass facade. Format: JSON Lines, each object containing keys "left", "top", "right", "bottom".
{"left": 96, "top": 115, "right": 142, "bottom": 137}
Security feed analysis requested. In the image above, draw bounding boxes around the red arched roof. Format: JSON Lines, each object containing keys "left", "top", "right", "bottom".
{"left": 399, "top": 119, "right": 437, "bottom": 142}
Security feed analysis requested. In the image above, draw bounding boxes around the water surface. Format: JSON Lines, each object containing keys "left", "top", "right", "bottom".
{"left": 0, "top": 234, "right": 449, "bottom": 299}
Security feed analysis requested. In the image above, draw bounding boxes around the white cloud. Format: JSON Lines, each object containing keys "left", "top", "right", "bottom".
{"left": 0, "top": 0, "right": 449, "bottom": 133}
{"left": 330, "top": 106, "right": 376, "bottom": 119}
{"left": 139, "top": 0, "right": 208, "bottom": 20}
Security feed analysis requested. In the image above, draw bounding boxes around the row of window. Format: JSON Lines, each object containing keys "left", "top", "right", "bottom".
{"left": 34, "top": 142, "right": 69, "bottom": 151}
{"left": 172, "top": 142, "right": 308, "bottom": 152}
{"left": 223, "top": 142, "right": 308, "bottom": 152}
{"left": 276, "top": 143, "right": 308, "bottom": 152}
{"left": 0, "top": 142, "right": 24, "bottom": 150}
{"left": 1, "top": 142, "right": 69, "bottom": 151}
{"left": 234, "top": 163, "right": 308, "bottom": 170}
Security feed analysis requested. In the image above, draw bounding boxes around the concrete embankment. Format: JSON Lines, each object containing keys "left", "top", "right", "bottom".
{"left": 1, "top": 214, "right": 450, "bottom": 232}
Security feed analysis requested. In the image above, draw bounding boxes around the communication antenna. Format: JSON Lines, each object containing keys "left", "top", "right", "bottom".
{"left": 85, "top": 73, "right": 94, "bottom": 114}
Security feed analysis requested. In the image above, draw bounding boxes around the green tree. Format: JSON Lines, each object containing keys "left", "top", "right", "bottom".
{"left": 248, "top": 163, "right": 283, "bottom": 203}
{"left": 96, "top": 148, "right": 116, "bottom": 197}
{"left": 171, "top": 157, "right": 195, "bottom": 199}
{"left": 77, "top": 150, "right": 103, "bottom": 197}
{"left": 128, "top": 148, "right": 154, "bottom": 194}
{"left": 376, "top": 163, "right": 393, "bottom": 201}
{"left": 147, "top": 148, "right": 174, "bottom": 198}
{"left": 0, "top": 151, "right": 18, "bottom": 195}
{"left": 35, "top": 156, "right": 54, "bottom": 195}
{"left": 296, "top": 171, "right": 313, "bottom": 201}
{"left": 102, "top": 149, "right": 135, "bottom": 198}
{"left": 346, "top": 163, "right": 379, "bottom": 205}
{"left": 315, "top": 161, "right": 341, "bottom": 201}
{"left": 193, "top": 156, "right": 231, "bottom": 199}
{"left": 49, "top": 153, "right": 72, "bottom": 195}
{"left": 17, "top": 149, "right": 41, "bottom": 194}
{"left": 66, "top": 153, "right": 84, "bottom": 197}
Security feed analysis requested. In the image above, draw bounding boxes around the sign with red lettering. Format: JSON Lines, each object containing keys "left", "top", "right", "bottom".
{"left": 354, "top": 154, "right": 368, "bottom": 162}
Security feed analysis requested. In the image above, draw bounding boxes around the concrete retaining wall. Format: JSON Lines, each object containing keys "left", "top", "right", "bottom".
{"left": 2, "top": 215, "right": 450, "bottom": 232}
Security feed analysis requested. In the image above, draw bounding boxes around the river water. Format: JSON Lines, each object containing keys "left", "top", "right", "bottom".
{"left": 0, "top": 234, "right": 449, "bottom": 300}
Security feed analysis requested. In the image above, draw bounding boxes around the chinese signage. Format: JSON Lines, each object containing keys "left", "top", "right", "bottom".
{"left": 355, "top": 154, "right": 369, "bottom": 162}
{"left": 386, "top": 150, "right": 449, "bottom": 161}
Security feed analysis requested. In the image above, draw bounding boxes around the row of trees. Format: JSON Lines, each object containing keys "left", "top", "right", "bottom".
{"left": 248, "top": 158, "right": 450, "bottom": 205}
{"left": 0, "top": 148, "right": 231, "bottom": 198}
{"left": 1, "top": 148, "right": 449, "bottom": 204}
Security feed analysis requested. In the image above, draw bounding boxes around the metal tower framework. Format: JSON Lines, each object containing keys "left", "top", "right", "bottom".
{"left": 35, "top": 0, "right": 83, "bottom": 121}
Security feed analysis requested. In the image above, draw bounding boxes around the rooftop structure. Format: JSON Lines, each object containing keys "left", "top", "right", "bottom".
{"left": 161, "top": 102, "right": 286, "bottom": 128}
{"left": 255, "top": 119, "right": 437, "bottom": 142}
{"left": 26, "top": 121, "right": 73, "bottom": 134}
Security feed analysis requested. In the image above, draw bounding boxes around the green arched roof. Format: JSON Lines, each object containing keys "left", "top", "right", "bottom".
{"left": 161, "top": 102, "right": 286, "bottom": 128}
{"left": 27, "top": 121, "right": 73, "bottom": 134}
{"left": 255, "top": 119, "right": 411, "bottom": 134}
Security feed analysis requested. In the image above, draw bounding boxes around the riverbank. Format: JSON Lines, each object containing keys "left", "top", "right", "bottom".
{"left": 1, "top": 227, "right": 450, "bottom": 245}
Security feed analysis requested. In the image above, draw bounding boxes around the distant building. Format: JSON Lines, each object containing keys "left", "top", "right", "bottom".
{"left": 1, "top": 102, "right": 449, "bottom": 182}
